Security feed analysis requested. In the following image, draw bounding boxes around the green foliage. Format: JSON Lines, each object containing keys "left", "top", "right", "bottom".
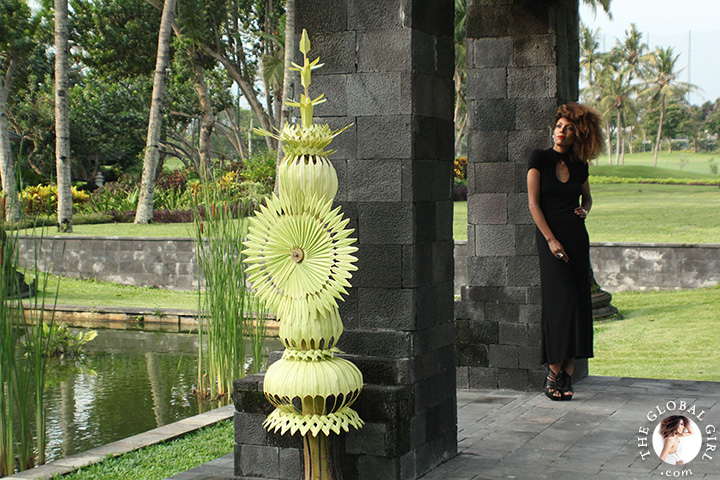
{"left": 454, "top": 157, "right": 467, "bottom": 180}
{"left": 69, "top": 75, "right": 151, "bottom": 179}
{"left": 20, "top": 184, "right": 91, "bottom": 216}
{"left": 193, "top": 176, "right": 266, "bottom": 398}
{"left": 240, "top": 151, "right": 276, "bottom": 193}
{"left": 1, "top": 219, "right": 58, "bottom": 473}
{"left": 70, "top": 0, "right": 161, "bottom": 78}
{"left": 23, "top": 323, "right": 98, "bottom": 358}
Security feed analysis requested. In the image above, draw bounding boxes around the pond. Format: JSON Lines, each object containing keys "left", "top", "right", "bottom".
{"left": 40, "top": 328, "right": 281, "bottom": 462}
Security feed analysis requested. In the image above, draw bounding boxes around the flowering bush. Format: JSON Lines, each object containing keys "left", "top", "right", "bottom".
{"left": 454, "top": 157, "right": 467, "bottom": 180}
{"left": 20, "top": 185, "right": 90, "bottom": 216}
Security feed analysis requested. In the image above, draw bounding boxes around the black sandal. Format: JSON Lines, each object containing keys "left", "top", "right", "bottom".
{"left": 544, "top": 366, "right": 564, "bottom": 401}
{"left": 559, "top": 371, "right": 574, "bottom": 401}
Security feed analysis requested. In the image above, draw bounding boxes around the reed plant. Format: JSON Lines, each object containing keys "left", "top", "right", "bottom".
{"left": 192, "top": 174, "right": 266, "bottom": 399}
{"left": 0, "top": 195, "right": 58, "bottom": 476}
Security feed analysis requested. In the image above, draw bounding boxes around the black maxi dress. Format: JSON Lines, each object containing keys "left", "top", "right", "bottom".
{"left": 528, "top": 148, "right": 594, "bottom": 365}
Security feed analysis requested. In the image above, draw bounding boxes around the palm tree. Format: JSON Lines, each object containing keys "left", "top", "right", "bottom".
{"left": 588, "top": 60, "right": 637, "bottom": 165}
{"left": 135, "top": 0, "right": 176, "bottom": 224}
{"left": 55, "top": 0, "right": 73, "bottom": 232}
{"left": 642, "top": 47, "right": 696, "bottom": 166}
{"left": 615, "top": 24, "right": 648, "bottom": 83}
{"left": 580, "top": 23, "right": 602, "bottom": 87}
{"left": 582, "top": 0, "right": 613, "bottom": 17}
{"left": 454, "top": 0, "right": 467, "bottom": 157}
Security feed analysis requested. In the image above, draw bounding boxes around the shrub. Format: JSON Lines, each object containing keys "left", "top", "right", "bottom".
{"left": 454, "top": 157, "right": 467, "bottom": 180}
{"left": 240, "top": 152, "right": 276, "bottom": 193}
{"left": 20, "top": 185, "right": 90, "bottom": 216}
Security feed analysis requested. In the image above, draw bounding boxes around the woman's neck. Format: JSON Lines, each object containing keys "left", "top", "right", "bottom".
{"left": 553, "top": 144, "right": 571, "bottom": 154}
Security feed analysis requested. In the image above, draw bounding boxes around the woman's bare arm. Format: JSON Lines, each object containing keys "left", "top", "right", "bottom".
{"left": 527, "top": 168, "right": 568, "bottom": 262}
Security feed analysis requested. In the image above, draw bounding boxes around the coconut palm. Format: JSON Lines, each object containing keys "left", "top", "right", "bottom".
{"left": 454, "top": 0, "right": 467, "bottom": 157}
{"left": 135, "top": 0, "right": 176, "bottom": 224}
{"left": 580, "top": 23, "right": 602, "bottom": 87}
{"left": 642, "top": 46, "right": 696, "bottom": 166}
{"left": 582, "top": 0, "right": 612, "bottom": 17}
{"left": 587, "top": 59, "right": 637, "bottom": 165}
{"left": 55, "top": 0, "right": 73, "bottom": 232}
{"left": 615, "top": 23, "right": 648, "bottom": 83}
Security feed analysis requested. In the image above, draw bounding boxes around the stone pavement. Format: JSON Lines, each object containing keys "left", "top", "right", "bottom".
{"left": 169, "top": 376, "right": 720, "bottom": 480}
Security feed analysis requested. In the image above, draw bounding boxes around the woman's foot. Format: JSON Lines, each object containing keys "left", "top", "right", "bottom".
{"left": 544, "top": 366, "right": 563, "bottom": 401}
{"left": 559, "top": 370, "right": 574, "bottom": 400}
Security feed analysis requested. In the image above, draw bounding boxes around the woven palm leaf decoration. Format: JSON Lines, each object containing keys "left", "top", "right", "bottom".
{"left": 242, "top": 29, "right": 363, "bottom": 480}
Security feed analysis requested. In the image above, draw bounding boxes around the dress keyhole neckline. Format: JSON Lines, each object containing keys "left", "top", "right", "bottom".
{"left": 555, "top": 160, "right": 570, "bottom": 184}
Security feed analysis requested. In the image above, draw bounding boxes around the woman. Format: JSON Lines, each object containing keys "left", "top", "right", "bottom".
{"left": 659, "top": 415, "right": 693, "bottom": 465}
{"left": 527, "top": 103, "right": 604, "bottom": 401}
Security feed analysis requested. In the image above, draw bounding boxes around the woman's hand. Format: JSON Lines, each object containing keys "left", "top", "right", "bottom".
{"left": 574, "top": 206, "right": 588, "bottom": 219}
{"left": 548, "top": 238, "right": 568, "bottom": 263}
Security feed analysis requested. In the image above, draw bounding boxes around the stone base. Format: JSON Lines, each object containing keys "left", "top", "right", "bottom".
{"left": 233, "top": 374, "right": 456, "bottom": 480}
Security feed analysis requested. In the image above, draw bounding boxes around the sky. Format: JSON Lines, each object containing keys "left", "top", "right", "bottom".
{"left": 579, "top": 0, "right": 720, "bottom": 105}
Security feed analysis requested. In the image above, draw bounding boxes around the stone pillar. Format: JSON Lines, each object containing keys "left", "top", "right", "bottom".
{"left": 457, "top": 0, "right": 586, "bottom": 391}
{"left": 233, "top": 1, "right": 456, "bottom": 479}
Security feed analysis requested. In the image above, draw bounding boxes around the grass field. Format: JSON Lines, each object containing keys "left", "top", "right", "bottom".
{"left": 29, "top": 273, "right": 199, "bottom": 310}
{"left": 54, "top": 420, "right": 233, "bottom": 480}
{"left": 456, "top": 152, "right": 720, "bottom": 243}
{"left": 593, "top": 150, "right": 720, "bottom": 176}
{"left": 591, "top": 286, "right": 720, "bottom": 382}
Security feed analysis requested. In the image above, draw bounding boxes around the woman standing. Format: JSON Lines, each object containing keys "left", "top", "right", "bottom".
{"left": 527, "top": 103, "right": 604, "bottom": 401}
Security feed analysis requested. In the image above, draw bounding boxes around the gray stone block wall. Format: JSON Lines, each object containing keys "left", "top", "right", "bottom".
{"left": 460, "top": 0, "right": 583, "bottom": 391}
{"left": 232, "top": 1, "right": 457, "bottom": 479}
{"left": 15, "top": 236, "right": 199, "bottom": 291}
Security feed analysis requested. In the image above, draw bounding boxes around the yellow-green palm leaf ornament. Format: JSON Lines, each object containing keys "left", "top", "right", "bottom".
{"left": 243, "top": 29, "right": 363, "bottom": 480}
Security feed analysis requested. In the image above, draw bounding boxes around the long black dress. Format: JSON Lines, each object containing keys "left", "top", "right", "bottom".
{"left": 528, "top": 148, "right": 593, "bottom": 365}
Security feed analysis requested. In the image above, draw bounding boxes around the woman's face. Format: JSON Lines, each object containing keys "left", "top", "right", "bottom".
{"left": 554, "top": 117, "right": 576, "bottom": 147}
{"left": 677, "top": 420, "right": 685, "bottom": 434}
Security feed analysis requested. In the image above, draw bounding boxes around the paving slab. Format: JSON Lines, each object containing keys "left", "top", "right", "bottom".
{"left": 167, "top": 376, "right": 720, "bottom": 480}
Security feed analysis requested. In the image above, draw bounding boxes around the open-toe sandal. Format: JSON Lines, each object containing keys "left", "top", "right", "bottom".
{"left": 559, "top": 370, "right": 574, "bottom": 401}
{"left": 544, "top": 366, "right": 564, "bottom": 401}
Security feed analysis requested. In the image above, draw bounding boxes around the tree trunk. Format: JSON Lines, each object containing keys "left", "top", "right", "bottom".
{"left": 191, "top": 53, "right": 214, "bottom": 177}
{"left": 0, "top": 59, "right": 21, "bottom": 223}
{"left": 55, "top": 0, "right": 73, "bottom": 232}
{"left": 274, "top": 0, "right": 296, "bottom": 193}
{"left": 136, "top": 0, "right": 176, "bottom": 224}
{"left": 653, "top": 94, "right": 666, "bottom": 167}
{"left": 604, "top": 120, "right": 612, "bottom": 165}
{"left": 615, "top": 108, "right": 622, "bottom": 166}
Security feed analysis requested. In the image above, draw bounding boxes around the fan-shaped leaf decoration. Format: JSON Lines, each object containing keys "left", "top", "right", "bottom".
{"left": 278, "top": 306, "right": 344, "bottom": 350}
{"left": 264, "top": 356, "right": 363, "bottom": 412}
{"left": 255, "top": 122, "right": 352, "bottom": 158}
{"left": 264, "top": 406, "right": 364, "bottom": 437}
{"left": 277, "top": 153, "right": 338, "bottom": 203}
{"left": 242, "top": 193, "right": 357, "bottom": 324}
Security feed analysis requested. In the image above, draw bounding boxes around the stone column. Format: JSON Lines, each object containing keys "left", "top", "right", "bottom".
{"left": 233, "top": 1, "right": 457, "bottom": 479}
{"left": 457, "top": 0, "right": 586, "bottom": 391}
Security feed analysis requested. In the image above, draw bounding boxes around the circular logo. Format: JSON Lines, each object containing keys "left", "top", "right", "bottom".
{"left": 651, "top": 417, "right": 702, "bottom": 465}
{"left": 636, "top": 400, "right": 717, "bottom": 477}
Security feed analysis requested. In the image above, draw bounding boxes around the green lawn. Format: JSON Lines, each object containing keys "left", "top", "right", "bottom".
{"left": 455, "top": 183, "right": 720, "bottom": 244}
{"left": 25, "top": 221, "right": 197, "bottom": 238}
{"left": 591, "top": 286, "right": 720, "bottom": 382}
{"left": 53, "top": 420, "right": 233, "bottom": 480}
{"left": 457, "top": 151, "right": 720, "bottom": 244}
{"left": 586, "top": 183, "right": 720, "bottom": 244}
{"left": 593, "top": 150, "right": 720, "bottom": 176}
{"left": 29, "top": 273, "right": 199, "bottom": 310}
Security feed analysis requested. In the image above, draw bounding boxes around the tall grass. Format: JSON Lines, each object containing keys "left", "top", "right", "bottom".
{"left": 0, "top": 195, "right": 58, "bottom": 476}
{"left": 192, "top": 179, "right": 266, "bottom": 399}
